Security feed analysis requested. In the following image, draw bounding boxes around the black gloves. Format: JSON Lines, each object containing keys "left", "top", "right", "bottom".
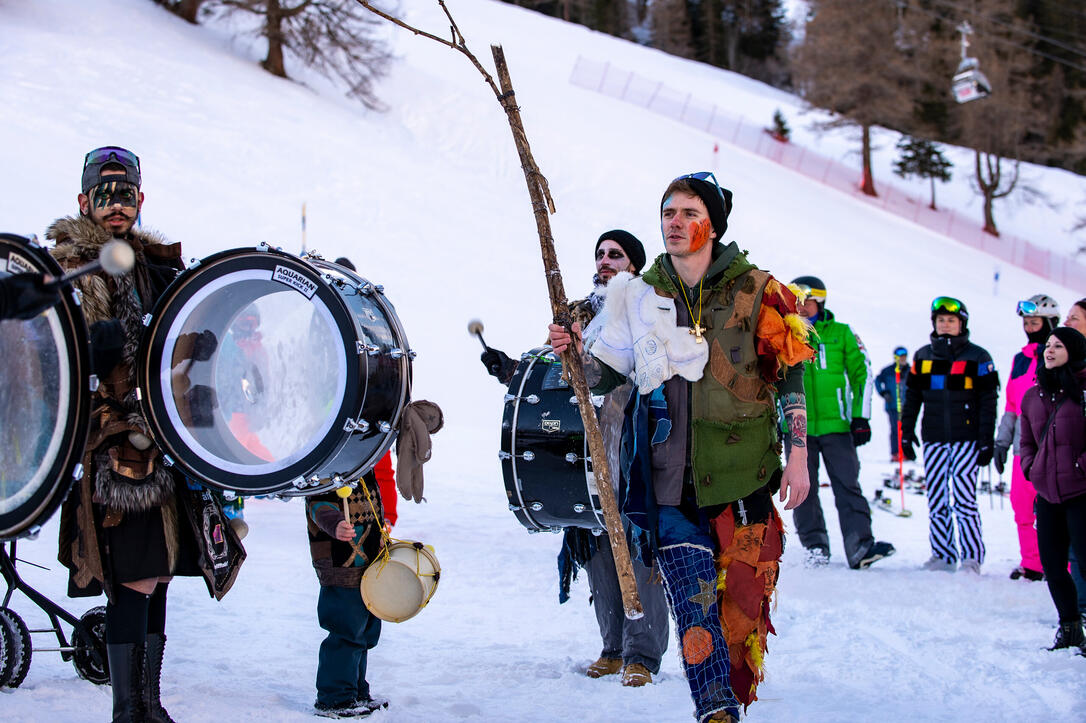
{"left": 976, "top": 443, "right": 994, "bottom": 468}
{"left": 89, "top": 320, "right": 124, "bottom": 378}
{"left": 480, "top": 347, "right": 513, "bottom": 381}
{"left": 900, "top": 431, "right": 918, "bottom": 461}
{"left": 0, "top": 273, "right": 61, "bottom": 321}
{"left": 993, "top": 444, "right": 1009, "bottom": 475}
{"left": 850, "top": 418, "right": 871, "bottom": 447}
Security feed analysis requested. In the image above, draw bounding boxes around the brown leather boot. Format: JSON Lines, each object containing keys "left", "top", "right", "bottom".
{"left": 585, "top": 656, "right": 622, "bottom": 678}
{"left": 620, "top": 662, "right": 652, "bottom": 687}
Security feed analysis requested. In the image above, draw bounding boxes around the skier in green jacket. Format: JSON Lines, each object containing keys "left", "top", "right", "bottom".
{"left": 788, "top": 275, "right": 895, "bottom": 569}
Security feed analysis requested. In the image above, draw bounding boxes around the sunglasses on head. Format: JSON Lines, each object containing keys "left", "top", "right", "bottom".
{"left": 894, "top": 346, "right": 908, "bottom": 357}
{"left": 83, "top": 146, "right": 141, "bottom": 174}
{"left": 931, "top": 296, "right": 964, "bottom": 315}
{"left": 673, "top": 171, "right": 727, "bottom": 206}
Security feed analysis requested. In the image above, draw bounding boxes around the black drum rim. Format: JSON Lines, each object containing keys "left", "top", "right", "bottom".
{"left": 0, "top": 233, "right": 91, "bottom": 541}
{"left": 303, "top": 258, "right": 412, "bottom": 488}
{"left": 505, "top": 346, "right": 550, "bottom": 532}
{"left": 137, "top": 247, "right": 363, "bottom": 495}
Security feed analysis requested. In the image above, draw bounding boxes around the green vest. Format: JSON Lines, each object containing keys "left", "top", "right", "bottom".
{"left": 645, "top": 252, "right": 782, "bottom": 507}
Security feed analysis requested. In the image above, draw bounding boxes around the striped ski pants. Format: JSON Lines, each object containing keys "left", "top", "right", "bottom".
{"left": 922, "top": 441, "right": 985, "bottom": 564}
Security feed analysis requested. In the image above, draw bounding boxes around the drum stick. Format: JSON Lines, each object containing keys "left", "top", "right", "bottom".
{"left": 52, "top": 239, "right": 135, "bottom": 286}
{"left": 335, "top": 485, "right": 352, "bottom": 526}
{"left": 466, "top": 319, "right": 489, "bottom": 351}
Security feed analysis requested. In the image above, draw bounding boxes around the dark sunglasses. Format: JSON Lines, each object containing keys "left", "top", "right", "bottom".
{"left": 83, "top": 146, "right": 141, "bottom": 174}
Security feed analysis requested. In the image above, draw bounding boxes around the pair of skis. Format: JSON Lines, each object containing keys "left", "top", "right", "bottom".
{"left": 875, "top": 362, "right": 913, "bottom": 518}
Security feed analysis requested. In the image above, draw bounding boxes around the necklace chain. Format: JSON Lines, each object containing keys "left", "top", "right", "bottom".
{"left": 677, "top": 275, "right": 706, "bottom": 342}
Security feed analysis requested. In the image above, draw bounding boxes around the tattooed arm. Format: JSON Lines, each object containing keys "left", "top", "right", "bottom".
{"left": 778, "top": 367, "right": 810, "bottom": 509}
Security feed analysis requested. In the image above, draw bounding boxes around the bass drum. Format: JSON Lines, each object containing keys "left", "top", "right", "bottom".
{"left": 137, "top": 245, "right": 411, "bottom": 496}
{"left": 500, "top": 347, "right": 604, "bottom": 533}
{"left": 0, "top": 233, "right": 91, "bottom": 541}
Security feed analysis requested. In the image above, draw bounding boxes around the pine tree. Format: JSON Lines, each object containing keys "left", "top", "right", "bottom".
{"left": 767, "top": 108, "right": 790, "bottom": 142}
{"left": 893, "top": 136, "right": 952, "bottom": 209}
{"left": 208, "top": 0, "right": 391, "bottom": 110}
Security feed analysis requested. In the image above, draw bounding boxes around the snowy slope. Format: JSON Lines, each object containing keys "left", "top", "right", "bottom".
{"left": 1, "top": 1, "right": 1084, "bottom": 721}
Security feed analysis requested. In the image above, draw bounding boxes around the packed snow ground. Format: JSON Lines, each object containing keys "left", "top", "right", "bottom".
{"left": 1, "top": 0, "right": 1085, "bottom": 721}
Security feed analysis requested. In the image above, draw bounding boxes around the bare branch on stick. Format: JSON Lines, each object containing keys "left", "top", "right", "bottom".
{"left": 353, "top": 0, "right": 639, "bottom": 618}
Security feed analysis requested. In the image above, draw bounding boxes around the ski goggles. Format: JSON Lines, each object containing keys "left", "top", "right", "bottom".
{"left": 788, "top": 283, "right": 827, "bottom": 300}
{"left": 893, "top": 346, "right": 908, "bottom": 357}
{"left": 1016, "top": 299, "right": 1040, "bottom": 316}
{"left": 88, "top": 180, "right": 140, "bottom": 209}
{"left": 931, "top": 296, "right": 965, "bottom": 316}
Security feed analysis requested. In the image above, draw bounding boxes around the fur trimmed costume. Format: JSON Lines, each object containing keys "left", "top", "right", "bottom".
{"left": 48, "top": 215, "right": 244, "bottom": 601}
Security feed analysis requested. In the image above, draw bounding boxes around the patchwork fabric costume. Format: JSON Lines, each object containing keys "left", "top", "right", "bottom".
{"left": 590, "top": 241, "right": 813, "bottom": 720}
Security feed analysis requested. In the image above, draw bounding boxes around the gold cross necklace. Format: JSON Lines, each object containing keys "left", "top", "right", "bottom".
{"left": 677, "top": 275, "right": 706, "bottom": 343}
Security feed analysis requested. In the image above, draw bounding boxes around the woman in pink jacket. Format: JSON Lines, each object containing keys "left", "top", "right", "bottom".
{"left": 1019, "top": 327, "right": 1086, "bottom": 652}
{"left": 994, "top": 294, "right": 1061, "bottom": 581}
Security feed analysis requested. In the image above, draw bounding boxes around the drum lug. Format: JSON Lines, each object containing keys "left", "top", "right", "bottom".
{"left": 498, "top": 451, "right": 512, "bottom": 460}
{"left": 408, "top": 350, "right": 417, "bottom": 360}
{"left": 71, "top": 287, "right": 83, "bottom": 306}
{"left": 378, "top": 421, "right": 392, "bottom": 433}
{"left": 187, "top": 256, "right": 201, "bottom": 269}
{"left": 572, "top": 503, "right": 586, "bottom": 513}
{"left": 388, "top": 348, "right": 405, "bottom": 360}
{"left": 498, "top": 449, "right": 535, "bottom": 462}
{"left": 256, "top": 242, "right": 270, "bottom": 252}
{"left": 88, "top": 374, "right": 100, "bottom": 393}
{"left": 161, "top": 454, "right": 175, "bottom": 467}
{"left": 24, "top": 525, "right": 41, "bottom": 540}
{"left": 564, "top": 453, "right": 582, "bottom": 464}
{"left": 356, "top": 341, "right": 380, "bottom": 356}
{"left": 374, "top": 284, "right": 385, "bottom": 294}
{"left": 591, "top": 528, "right": 603, "bottom": 536}
{"left": 142, "top": 313, "right": 153, "bottom": 327}
{"left": 569, "top": 394, "right": 604, "bottom": 408}
{"left": 290, "top": 476, "right": 308, "bottom": 490}
{"left": 360, "top": 283, "right": 375, "bottom": 296}
{"left": 302, "top": 249, "right": 325, "bottom": 261}
{"left": 529, "top": 501, "right": 544, "bottom": 512}
{"left": 72, "top": 463, "right": 85, "bottom": 480}
{"left": 506, "top": 393, "right": 540, "bottom": 405}
{"left": 222, "top": 490, "right": 237, "bottom": 501}
{"left": 344, "top": 417, "right": 371, "bottom": 434}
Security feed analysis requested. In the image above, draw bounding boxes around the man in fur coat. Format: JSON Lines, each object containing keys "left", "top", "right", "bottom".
{"left": 49, "top": 146, "right": 244, "bottom": 722}
{"left": 550, "top": 172, "right": 814, "bottom": 723}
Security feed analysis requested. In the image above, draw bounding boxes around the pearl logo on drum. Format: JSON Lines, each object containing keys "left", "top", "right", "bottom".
{"left": 541, "top": 419, "right": 561, "bottom": 432}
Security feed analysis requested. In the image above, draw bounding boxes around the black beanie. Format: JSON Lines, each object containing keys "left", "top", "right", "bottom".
{"left": 595, "top": 230, "right": 646, "bottom": 273}
{"left": 334, "top": 257, "right": 356, "bottom": 271}
{"left": 1048, "top": 326, "right": 1086, "bottom": 369}
{"left": 662, "top": 177, "right": 734, "bottom": 240}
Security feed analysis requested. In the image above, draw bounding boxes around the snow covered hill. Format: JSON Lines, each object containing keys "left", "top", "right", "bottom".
{"left": 1, "top": 1, "right": 1084, "bottom": 720}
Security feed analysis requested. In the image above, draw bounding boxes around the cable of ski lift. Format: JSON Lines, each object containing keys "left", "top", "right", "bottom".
{"left": 924, "top": 0, "right": 1086, "bottom": 60}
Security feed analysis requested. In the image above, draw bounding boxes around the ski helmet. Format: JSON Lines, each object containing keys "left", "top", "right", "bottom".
{"left": 931, "top": 296, "right": 968, "bottom": 330}
{"left": 82, "top": 146, "right": 141, "bottom": 195}
{"left": 790, "top": 276, "right": 827, "bottom": 306}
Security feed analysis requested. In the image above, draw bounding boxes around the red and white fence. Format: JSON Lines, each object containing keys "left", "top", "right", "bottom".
{"left": 570, "top": 56, "right": 1086, "bottom": 291}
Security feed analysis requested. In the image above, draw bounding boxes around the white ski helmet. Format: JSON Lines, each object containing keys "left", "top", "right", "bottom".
{"left": 1016, "top": 294, "right": 1060, "bottom": 320}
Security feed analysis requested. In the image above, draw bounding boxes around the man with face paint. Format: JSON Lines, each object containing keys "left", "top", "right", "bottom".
{"left": 550, "top": 173, "right": 815, "bottom": 723}
{"left": 46, "top": 146, "right": 245, "bottom": 722}
{"left": 481, "top": 231, "right": 671, "bottom": 688}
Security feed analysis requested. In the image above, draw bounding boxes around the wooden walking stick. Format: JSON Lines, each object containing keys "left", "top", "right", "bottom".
{"left": 354, "top": 0, "right": 643, "bottom": 619}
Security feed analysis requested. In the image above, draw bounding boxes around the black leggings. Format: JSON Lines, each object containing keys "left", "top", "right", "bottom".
{"left": 1035, "top": 493, "right": 1086, "bottom": 623}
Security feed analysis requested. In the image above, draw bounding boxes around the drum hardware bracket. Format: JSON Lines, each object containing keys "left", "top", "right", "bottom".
{"left": 572, "top": 504, "right": 587, "bottom": 513}
{"left": 343, "top": 417, "right": 371, "bottom": 434}
{"left": 24, "top": 525, "right": 41, "bottom": 540}
{"left": 377, "top": 421, "right": 392, "bottom": 433}
{"left": 290, "top": 476, "right": 308, "bottom": 489}
{"left": 359, "top": 283, "right": 385, "bottom": 296}
{"left": 256, "top": 242, "right": 270, "bottom": 252}
{"left": 357, "top": 341, "right": 381, "bottom": 356}
{"left": 88, "top": 374, "right": 99, "bottom": 393}
{"left": 70, "top": 286, "right": 83, "bottom": 306}
{"left": 72, "top": 463, "right": 85, "bottom": 480}
{"left": 409, "top": 349, "right": 417, "bottom": 360}
{"left": 222, "top": 490, "right": 237, "bottom": 501}
{"left": 569, "top": 394, "right": 605, "bottom": 408}
{"left": 161, "top": 453, "right": 175, "bottom": 467}
{"left": 388, "top": 348, "right": 406, "bottom": 360}
{"left": 187, "top": 257, "right": 202, "bottom": 268}
{"left": 504, "top": 393, "right": 540, "bottom": 405}
{"left": 302, "top": 249, "right": 325, "bottom": 261}
{"left": 498, "top": 450, "right": 535, "bottom": 462}
{"left": 134, "top": 387, "right": 142, "bottom": 401}
{"left": 564, "top": 453, "right": 585, "bottom": 464}
{"left": 142, "top": 313, "right": 153, "bottom": 327}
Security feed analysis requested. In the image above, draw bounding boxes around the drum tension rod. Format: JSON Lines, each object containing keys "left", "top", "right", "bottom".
{"left": 498, "top": 450, "right": 535, "bottom": 462}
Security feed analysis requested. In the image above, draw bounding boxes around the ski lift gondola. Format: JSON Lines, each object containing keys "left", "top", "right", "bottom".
{"left": 952, "top": 21, "right": 991, "bottom": 104}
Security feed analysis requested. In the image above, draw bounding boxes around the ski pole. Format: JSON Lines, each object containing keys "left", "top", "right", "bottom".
{"left": 895, "top": 361, "right": 907, "bottom": 512}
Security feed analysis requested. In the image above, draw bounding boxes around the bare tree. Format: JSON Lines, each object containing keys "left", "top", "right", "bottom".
{"left": 792, "top": 0, "right": 917, "bottom": 196}
{"left": 212, "top": 0, "right": 392, "bottom": 109}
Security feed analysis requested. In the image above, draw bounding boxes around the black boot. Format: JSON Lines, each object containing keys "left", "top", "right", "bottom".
{"left": 107, "top": 643, "right": 146, "bottom": 723}
{"left": 1048, "top": 619, "right": 1086, "bottom": 651}
{"left": 145, "top": 633, "right": 176, "bottom": 723}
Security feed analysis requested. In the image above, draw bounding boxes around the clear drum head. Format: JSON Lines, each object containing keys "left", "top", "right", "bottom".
{"left": 0, "top": 234, "right": 90, "bottom": 540}
{"left": 140, "top": 249, "right": 359, "bottom": 494}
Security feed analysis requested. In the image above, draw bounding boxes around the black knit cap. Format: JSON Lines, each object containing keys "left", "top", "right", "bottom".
{"left": 1048, "top": 326, "right": 1086, "bottom": 369}
{"left": 595, "top": 230, "right": 646, "bottom": 273}
{"left": 334, "top": 256, "right": 356, "bottom": 271}
{"left": 662, "top": 175, "right": 734, "bottom": 240}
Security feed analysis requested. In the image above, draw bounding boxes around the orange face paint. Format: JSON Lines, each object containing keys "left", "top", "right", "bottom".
{"left": 689, "top": 218, "right": 713, "bottom": 253}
